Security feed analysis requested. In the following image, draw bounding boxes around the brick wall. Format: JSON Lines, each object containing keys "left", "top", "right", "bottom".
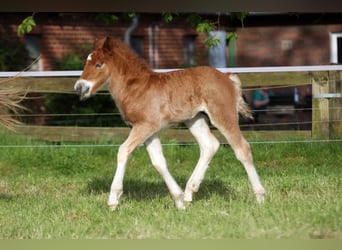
{"left": 36, "top": 25, "right": 127, "bottom": 70}
{"left": 235, "top": 25, "right": 336, "bottom": 66}
{"left": 2, "top": 13, "right": 342, "bottom": 70}
{"left": 1, "top": 14, "right": 208, "bottom": 70}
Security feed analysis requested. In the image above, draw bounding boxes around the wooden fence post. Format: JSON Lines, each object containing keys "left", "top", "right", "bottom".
{"left": 329, "top": 70, "right": 342, "bottom": 139}
{"left": 312, "top": 73, "right": 330, "bottom": 139}
{"left": 312, "top": 71, "right": 342, "bottom": 139}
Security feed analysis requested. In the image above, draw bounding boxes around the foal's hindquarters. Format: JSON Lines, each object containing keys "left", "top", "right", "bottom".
{"left": 182, "top": 111, "right": 266, "bottom": 206}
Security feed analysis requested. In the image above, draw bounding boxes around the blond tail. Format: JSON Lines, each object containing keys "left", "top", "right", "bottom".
{"left": 228, "top": 73, "right": 254, "bottom": 120}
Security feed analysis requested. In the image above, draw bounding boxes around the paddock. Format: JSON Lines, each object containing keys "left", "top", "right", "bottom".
{"left": 0, "top": 65, "right": 341, "bottom": 238}
{"left": 0, "top": 129, "right": 341, "bottom": 239}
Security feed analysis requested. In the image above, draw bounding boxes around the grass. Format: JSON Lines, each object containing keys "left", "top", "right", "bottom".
{"left": 0, "top": 131, "right": 341, "bottom": 239}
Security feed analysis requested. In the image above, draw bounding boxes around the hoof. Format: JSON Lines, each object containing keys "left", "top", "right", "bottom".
{"left": 183, "top": 200, "right": 192, "bottom": 207}
{"left": 174, "top": 193, "right": 186, "bottom": 210}
{"left": 183, "top": 195, "right": 192, "bottom": 207}
{"left": 108, "top": 203, "right": 119, "bottom": 211}
{"left": 183, "top": 191, "right": 193, "bottom": 204}
{"left": 255, "top": 191, "right": 266, "bottom": 204}
{"left": 175, "top": 199, "right": 186, "bottom": 210}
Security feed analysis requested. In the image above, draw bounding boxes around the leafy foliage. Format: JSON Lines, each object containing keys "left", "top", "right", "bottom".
{"left": 230, "top": 12, "right": 249, "bottom": 27}
{"left": 185, "top": 14, "right": 218, "bottom": 48}
{"left": 45, "top": 44, "right": 125, "bottom": 127}
{"left": 17, "top": 12, "right": 250, "bottom": 48}
{"left": 162, "top": 12, "right": 175, "bottom": 23}
{"left": 185, "top": 13, "right": 203, "bottom": 28}
{"left": 54, "top": 54, "right": 85, "bottom": 70}
{"left": 204, "top": 35, "right": 221, "bottom": 48}
{"left": 17, "top": 15, "right": 36, "bottom": 36}
{"left": 43, "top": 93, "right": 123, "bottom": 127}
{"left": 226, "top": 32, "right": 238, "bottom": 41}
{"left": 185, "top": 13, "right": 245, "bottom": 48}
{"left": 196, "top": 20, "right": 215, "bottom": 33}
{"left": 95, "top": 13, "right": 119, "bottom": 24}
{"left": 0, "top": 37, "right": 29, "bottom": 71}
{"left": 54, "top": 43, "right": 92, "bottom": 70}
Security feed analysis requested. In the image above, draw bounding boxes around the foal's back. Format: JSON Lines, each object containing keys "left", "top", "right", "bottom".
{"left": 150, "top": 66, "right": 238, "bottom": 126}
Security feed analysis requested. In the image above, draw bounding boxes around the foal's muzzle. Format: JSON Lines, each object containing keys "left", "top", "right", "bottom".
{"left": 74, "top": 79, "right": 93, "bottom": 100}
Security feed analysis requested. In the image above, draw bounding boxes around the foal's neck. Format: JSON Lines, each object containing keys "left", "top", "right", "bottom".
{"left": 113, "top": 55, "right": 153, "bottom": 82}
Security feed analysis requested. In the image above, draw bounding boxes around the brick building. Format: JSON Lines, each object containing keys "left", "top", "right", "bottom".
{"left": 1, "top": 13, "right": 342, "bottom": 72}
{"left": 1, "top": 12, "right": 342, "bottom": 128}
{"left": 235, "top": 13, "right": 342, "bottom": 66}
{"left": 1, "top": 13, "right": 207, "bottom": 70}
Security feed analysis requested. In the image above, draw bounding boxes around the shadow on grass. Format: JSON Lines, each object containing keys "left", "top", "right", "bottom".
{"left": 0, "top": 193, "right": 16, "bottom": 202}
{"left": 86, "top": 176, "right": 237, "bottom": 202}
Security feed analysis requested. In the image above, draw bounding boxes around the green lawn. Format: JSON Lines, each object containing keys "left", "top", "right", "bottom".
{"left": 0, "top": 131, "right": 341, "bottom": 239}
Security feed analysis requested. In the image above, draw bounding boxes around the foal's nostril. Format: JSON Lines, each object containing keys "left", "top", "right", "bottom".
{"left": 74, "top": 80, "right": 93, "bottom": 100}
{"left": 83, "top": 86, "right": 90, "bottom": 94}
{"left": 75, "top": 81, "right": 89, "bottom": 96}
{"left": 75, "top": 84, "right": 82, "bottom": 95}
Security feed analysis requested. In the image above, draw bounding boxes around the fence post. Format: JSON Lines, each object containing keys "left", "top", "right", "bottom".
{"left": 312, "top": 71, "right": 342, "bottom": 139}
{"left": 329, "top": 70, "right": 342, "bottom": 139}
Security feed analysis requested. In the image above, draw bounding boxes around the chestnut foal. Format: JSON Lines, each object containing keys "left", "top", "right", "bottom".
{"left": 74, "top": 37, "right": 266, "bottom": 210}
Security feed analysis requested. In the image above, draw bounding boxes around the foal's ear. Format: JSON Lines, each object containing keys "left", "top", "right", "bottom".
{"left": 93, "top": 37, "right": 106, "bottom": 50}
{"left": 93, "top": 37, "right": 113, "bottom": 54}
{"left": 102, "top": 36, "right": 113, "bottom": 52}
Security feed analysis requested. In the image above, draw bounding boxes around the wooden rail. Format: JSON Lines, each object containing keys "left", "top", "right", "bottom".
{"left": 1, "top": 66, "right": 336, "bottom": 91}
{"left": 13, "top": 125, "right": 311, "bottom": 143}
{"left": 1, "top": 65, "right": 342, "bottom": 141}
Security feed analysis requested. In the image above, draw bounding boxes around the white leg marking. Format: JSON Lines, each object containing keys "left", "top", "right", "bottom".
{"left": 108, "top": 126, "right": 155, "bottom": 210}
{"left": 232, "top": 139, "right": 266, "bottom": 203}
{"left": 108, "top": 142, "right": 129, "bottom": 210}
{"left": 184, "top": 115, "right": 220, "bottom": 204}
{"left": 145, "top": 135, "right": 185, "bottom": 210}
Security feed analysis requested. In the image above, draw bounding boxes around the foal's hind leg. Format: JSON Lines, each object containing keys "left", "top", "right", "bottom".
{"left": 145, "top": 134, "right": 185, "bottom": 210}
{"left": 184, "top": 114, "right": 220, "bottom": 204}
{"left": 218, "top": 124, "right": 266, "bottom": 203}
{"left": 207, "top": 106, "right": 266, "bottom": 202}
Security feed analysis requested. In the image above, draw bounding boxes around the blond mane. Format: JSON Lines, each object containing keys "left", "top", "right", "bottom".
{"left": 109, "top": 39, "right": 153, "bottom": 74}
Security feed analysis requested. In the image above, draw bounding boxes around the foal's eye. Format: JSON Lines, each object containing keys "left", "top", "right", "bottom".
{"left": 95, "top": 63, "right": 103, "bottom": 68}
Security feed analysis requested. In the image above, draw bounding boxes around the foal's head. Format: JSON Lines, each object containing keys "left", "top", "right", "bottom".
{"left": 74, "top": 37, "right": 114, "bottom": 100}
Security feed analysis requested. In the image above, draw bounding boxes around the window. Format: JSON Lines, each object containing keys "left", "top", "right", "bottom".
{"left": 130, "top": 36, "right": 143, "bottom": 57}
{"left": 330, "top": 33, "right": 342, "bottom": 64}
{"left": 183, "top": 35, "right": 196, "bottom": 66}
{"left": 338, "top": 37, "right": 342, "bottom": 64}
{"left": 24, "top": 35, "right": 42, "bottom": 70}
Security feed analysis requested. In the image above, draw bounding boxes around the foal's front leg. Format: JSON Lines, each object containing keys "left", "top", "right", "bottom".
{"left": 108, "top": 125, "right": 154, "bottom": 211}
{"left": 145, "top": 134, "right": 185, "bottom": 210}
{"left": 107, "top": 141, "right": 129, "bottom": 211}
